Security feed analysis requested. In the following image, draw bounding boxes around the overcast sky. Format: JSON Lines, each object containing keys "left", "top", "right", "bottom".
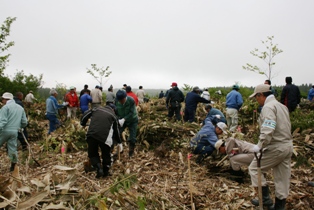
{"left": 1, "top": 0, "right": 313, "bottom": 91}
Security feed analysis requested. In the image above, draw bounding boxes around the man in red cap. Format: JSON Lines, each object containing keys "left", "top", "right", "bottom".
{"left": 166, "top": 82, "right": 185, "bottom": 121}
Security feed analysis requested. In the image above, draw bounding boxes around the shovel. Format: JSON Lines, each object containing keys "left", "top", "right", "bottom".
{"left": 20, "top": 129, "right": 41, "bottom": 167}
{"left": 254, "top": 150, "right": 263, "bottom": 210}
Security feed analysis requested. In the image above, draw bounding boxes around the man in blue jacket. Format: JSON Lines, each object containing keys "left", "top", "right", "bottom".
{"left": 0, "top": 92, "right": 28, "bottom": 171}
{"left": 308, "top": 85, "right": 314, "bottom": 102}
{"left": 226, "top": 85, "right": 243, "bottom": 132}
{"left": 184, "top": 86, "right": 211, "bottom": 123}
{"left": 190, "top": 119, "right": 227, "bottom": 164}
{"left": 46, "top": 89, "right": 66, "bottom": 134}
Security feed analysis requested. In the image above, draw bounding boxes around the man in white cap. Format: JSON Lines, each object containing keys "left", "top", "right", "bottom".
{"left": 46, "top": 89, "right": 66, "bottom": 134}
{"left": 190, "top": 118, "right": 227, "bottom": 164}
{"left": 215, "top": 138, "right": 255, "bottom": 173}
{"left": 0, "top": 92, "right": 28, "bottom": 171}
{"left": 24, "top": 90, "right": 37, "bottom": 104}
{"left": 248, "top": 84, "right": 293, "bottom": 210}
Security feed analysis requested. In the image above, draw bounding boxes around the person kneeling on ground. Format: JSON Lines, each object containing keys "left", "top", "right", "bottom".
{"left": 215, "top": 138, "right": 255, "bottom": 176}
{"left": 81, "top": 104, "right": 122, "bottom": 178}
{"left": 190, "top": 118, "right": 227, "bottom": 164}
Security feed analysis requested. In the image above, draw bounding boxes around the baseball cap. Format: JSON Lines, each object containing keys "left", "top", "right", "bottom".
{"left": 193, "top": 86, "right": 200, "bottom": 92}
{"left": 171, "top": 82, "right": 177, "bottom": 87}
{"left": 249, "top": 84, "right": 272, "bottom": 99}
{"left": 70, "top": 86, "right": 75, "bottom": 90}
{"left": 217, "top": 122, "right": 227, "bottom": 134}
{"left": 116, "top": 89, "right": 127, "bottom": 100}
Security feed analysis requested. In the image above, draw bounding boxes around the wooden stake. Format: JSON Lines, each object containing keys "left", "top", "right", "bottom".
{"left": 254, "top": 151, "right": 263, "bottom": 210}
{"left": 216, "top": 155, "right": 228, "bottom": 167}
{"left": 188, "top": 154, "right": 195, "bottom": 210}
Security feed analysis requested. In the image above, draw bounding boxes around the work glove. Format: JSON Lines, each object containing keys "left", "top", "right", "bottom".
{"left": 118, "top": 143, "right": 123, "bottom": 153}
{"left": 251, "top": 145, "right": 261, "bottom": 153}
{"left": 118, "top": 118, "right": 125, "bottom": 127}
{"left": 215, "top": 114, "right": 221, "bottom": 119}
{"left": 63, "top": 102, "right": 69, "bottom": 106}
{"left": 18, "top": 128, "right": 24, "bottom": 133}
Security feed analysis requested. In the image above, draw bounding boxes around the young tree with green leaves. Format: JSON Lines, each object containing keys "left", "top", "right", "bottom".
{"left": 242, "top": 36, "right": 283, "bottom": 80}
{"left": 86, "top": 64, "right": 111, "bottom": 87}
{"left": 0, "top": 17, "right": 16, "bottom": 75}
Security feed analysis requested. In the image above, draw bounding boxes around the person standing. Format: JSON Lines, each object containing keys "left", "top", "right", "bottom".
{"left": 24, "top": 90, "right": 37, "bottom": 104}
{"left": 166, "top": 82, "right": 185, "bottom": 121}
{"left": 280, "top": 76, "right": 300, "bottom": 112}
{"left": 307, "top": 85, "right": 314, "bottom": 102}
{"left": 226, "top": 85, "right": 243, "bottom": 132}
{"left": 90, "top": 85, "right": 102, "bottom": 108}
{"left": 158, "top": 90, "right": 164, "bottom": 99}
{"left": 79, "top": 84, "right": 90, "bottom": 98}
{"left": 249, "top": 84, "right": 293, "bottom": 209}
{"left": 81, "top": 104, "right": 122, "bottom": 178}
{"left": 14, "top": 92, "right": 28, "bottom": 150}
{"left": 184, "top": 86, "right": 211, "bottom": 122}
{"left": 126, "top": 86, "right": 139, "bottom": 106}
{"left": 0, "top": 92, "right": 28, "bottom": 171}
{"left": 136, "top": 86, "right": 145, "bottom": 104}
{"left": 46, "top": 89, "right": 65, "bottom": 134}
{"left": 190, "top": 119, "right": 227, "bottom": 164}
{"left": 201, "top": 89, "right": 210, "bottom": 100}
{"left": 80, "top": 90, "right": 92, "bottom": 114}
{"left": 106, "top": 86, "right": 116, "bottom": 105}
{"left": 115, "top": 90, "right": 138, "bottom": 157}
{"left": 65, "top": 86, "right": 79, "bottom": 119}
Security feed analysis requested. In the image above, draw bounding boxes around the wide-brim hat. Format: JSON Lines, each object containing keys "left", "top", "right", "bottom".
{"left": 1, "top": 92, "right": 13, "bottom": 100}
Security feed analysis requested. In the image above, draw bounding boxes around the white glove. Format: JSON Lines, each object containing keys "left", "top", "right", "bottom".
{"left": 215, "top": 114, "right": 221, "bottom": 119}
{"left": 118, "top": 118, "right": 125, "bottom": 127}
{"left": 63, "top": 102, "right": 69, "bottom": 106}
{"left": 18, "top": 128, "right": 24, "bottom": 133}
{"left": 252, "top": 145, "right": 261, "bottom": 153}
{"left": 118, "top": 143, "right": 123, "bottom": 153}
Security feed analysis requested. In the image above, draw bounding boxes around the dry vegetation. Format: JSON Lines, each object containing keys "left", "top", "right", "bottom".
{"left": 0, "top": 99, "right": 314, "bottom": 210}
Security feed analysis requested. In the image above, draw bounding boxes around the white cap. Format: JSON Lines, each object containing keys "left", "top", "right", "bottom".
{"left": 1, "top": 92, "right": 13, "bottom": 100}
{"left": 216, "top": 122, "right": 227, "bottom": 134}
{"left": 215, "top": 139, "right": 225, "bottom": 154}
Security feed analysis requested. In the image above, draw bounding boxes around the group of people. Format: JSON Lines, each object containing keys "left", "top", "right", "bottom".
{"left": 0, "top": 76, "right": 307, "bottom": 210}
{"left": 188, "top": 78, "right": 298, "bottom": 210}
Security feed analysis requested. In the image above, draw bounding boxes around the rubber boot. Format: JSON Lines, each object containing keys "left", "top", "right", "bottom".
{"left": 251, "top": 186, "right": 274, "bottom": 207}
{"left": 196, "top": 154, "right": 207, "bottom": 164}
{"left": 129, "top": 142, "right": 135, "bottom": 157}
{"left": 93, "top": 163, "right": 104, "bottom": 178}
{"left": 274, "top": 197, "right": 286, "bottom": 210}
{"left": 10, "top": 162, "right": 16, "bottom": 172}
{"left": 103, "top": 166, "right": 112, "bottom": 177}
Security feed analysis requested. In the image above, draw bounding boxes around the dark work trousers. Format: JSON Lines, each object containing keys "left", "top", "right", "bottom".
{"left": 168, "top": 106, "right": 181, "bottom": 121}
{"left": 119, "top": 119, "right": 138, "bottom": 144}
{"left": 184, "top": 108, "right": 196, "bottom": 122}
{"left": 17, "top": 128, "right": 28, "bottom": 150}
{"left": 87, "top": 137, "right": 111, "bottom": 169}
